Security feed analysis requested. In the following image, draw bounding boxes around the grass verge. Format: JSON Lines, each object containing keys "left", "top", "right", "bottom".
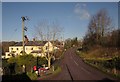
{"left": 39, "top": 66, "right": 61, "bottom": 80}
{"left": 76, "top": 50, "right": 120, "bottom": 79}
{"left": 27, "top": 72, "right": 38, "bottom": 80}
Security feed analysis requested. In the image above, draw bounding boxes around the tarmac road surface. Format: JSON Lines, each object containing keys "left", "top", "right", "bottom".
{"left": 47, "top": 47, "right": 118, "bottom": 81}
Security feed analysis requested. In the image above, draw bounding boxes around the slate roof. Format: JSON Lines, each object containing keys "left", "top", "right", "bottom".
{"left": 14, "top": 41, "right": 47, "bottom": 46}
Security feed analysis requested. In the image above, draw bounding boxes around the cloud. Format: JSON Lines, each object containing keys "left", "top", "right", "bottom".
{"left": 74, "top": 3, "right": 90, "bottom": 20}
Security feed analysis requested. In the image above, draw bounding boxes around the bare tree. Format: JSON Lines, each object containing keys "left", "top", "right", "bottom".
{"left": 35, "top": 20, "right": 63, "bottom": 68}
{"left": 86, "top": 9, "right": 113, "bottom": 45}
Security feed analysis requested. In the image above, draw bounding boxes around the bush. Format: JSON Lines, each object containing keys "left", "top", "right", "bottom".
{"left": 3, "top": 54, "right": 49, "bottom": 75}
{"left": 112, "top": 56, "right": 120, "bottom": 69}
{"left": 85, "top": 56, "right": 120, "bottom": 70}
{"left": 2, "top": 59, "right": 8, "bottom": 68}
{"left": 6, "top": 55, "right": 34, "bottom": 74}
{"left": 37, "top": 57, "right": 47, "bottom": 66}
{"left": 101, "top": 56, "right": 120, "bottom": 70}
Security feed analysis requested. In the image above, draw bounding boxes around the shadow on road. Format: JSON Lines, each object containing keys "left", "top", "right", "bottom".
{"left": 2, "top": 73, "right": 32, "bottom": 82}
{"left": 96, "top": 78, "right": 119, "bottom": 82}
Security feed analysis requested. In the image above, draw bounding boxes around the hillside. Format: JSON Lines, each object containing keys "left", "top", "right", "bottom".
{"left": 82, "top": 47, "right": 120, "bottom": 59}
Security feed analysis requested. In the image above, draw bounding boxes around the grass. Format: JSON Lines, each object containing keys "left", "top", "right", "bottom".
{"left": 39, "top": 66, "right": 61, "bottom": 80}
{"left": 38, "top": 50, "right": 64, "bottom": 80}
{"left": 84, "top": 60, "right": 120, "bottom": 79}
{"left": 27, "top": 72, "right": 38, "bottom": 80}
{"left": 38, "top": 51, "right": 63, "bottom": 80}
{"left": 76, "top": 49, "right": 120, "bottom": 79}
{"left": 57, "top": 50, "right": 65, "bottom": 59}
{"left": 53, "top": 66, "right": 61, "bottom": 75}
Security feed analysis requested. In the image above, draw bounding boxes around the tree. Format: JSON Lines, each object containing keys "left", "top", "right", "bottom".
{"left": 118, "top": 29, "right": 120, "bottom": 47}
{"left": 84, "top": 9, "right": 113, "bottom": 47}
{"left": 64, "top": 38, "right": 72, "bottom": 49}
{"left": 71, "top": 37, "right": 78, "bottom": 47}
{"left": 107, "top": 29, "right": 120, "bottom": 47}
{"left": 35, "top": 20, "right": 63, "bottom": 68}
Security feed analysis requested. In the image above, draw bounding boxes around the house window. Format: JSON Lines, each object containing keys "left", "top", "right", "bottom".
{"left": 16, "top": 48, "right": 19, "bottom": 50}
{"left": 26, "top": 48, "right": 27, "bottom": 50}
{"left": 11, "top": 48, "right": 13, "bottom": 50}
{"left": 38, "top": 47, "right": 41, "bottom": 49}
{"left": 8, "top": 54, "right": 10, "bottom": 56}
{"left": 46, "top": 46, "right": 48, "bottom": 50}
{"left": 16, "top": 53, "right": 18, "bottom": 56}
{"left": 12, "top": 54, "right": 15, "bottom": 57}
{"left": 31, "top": 48, "right": 33, "bottom": 50}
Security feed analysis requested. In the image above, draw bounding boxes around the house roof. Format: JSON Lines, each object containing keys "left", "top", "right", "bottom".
{"left": 15, "top": 41, "right": 47, "bottom": 46}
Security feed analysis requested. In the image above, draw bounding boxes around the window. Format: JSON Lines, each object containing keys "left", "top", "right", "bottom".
{"left": 46, "top": 46, "right": 48, "bottom": 50}
{"left": 16, "top": 53, "right": 18, "bottom": 56}
{"left": 16, "top": 48, "right": 19, "bottom": 50}
{"left": 12, "top": 54, "right": 15, "bottom": 57}
{"left": 8, "top": 54, "right": 10, "bottom": 56}
{"left": 38, "top": 47, "right": 41, "bottom": 49}
{"left": 26, "top": 48, "right": 27, "bottom": 50}
{"left": 11, "top": 48, "right": 13, "bottom": 50}
{"left": 31, "top": 48, "right": 33, "bottom": 50}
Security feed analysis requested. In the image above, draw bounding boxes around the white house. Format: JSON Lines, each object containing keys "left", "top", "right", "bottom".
{"left": 4, "top": 41, "right": 58, "bottom": 59}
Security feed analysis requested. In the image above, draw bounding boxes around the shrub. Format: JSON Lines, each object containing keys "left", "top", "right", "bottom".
{"left": 112, "top": 56, "right": 120, "bottom": 69}
{"left": 2, "top": 59, "right": 8, "bottom": 68}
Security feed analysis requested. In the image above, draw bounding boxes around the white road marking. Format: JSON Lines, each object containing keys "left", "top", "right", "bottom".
{"left": 81, "top": 67, "right": 91, "bottom": 75}
{"left": 70, "top": 54, "right": 79, "bottom": 66}
{"left": 74, "top": 60, "right": 79, "bottom": 66}
{"left": 69, "top": 49, "right": 92, "bottom": 77}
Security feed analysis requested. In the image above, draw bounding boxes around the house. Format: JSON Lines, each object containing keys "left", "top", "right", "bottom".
{"left": 4, "top": 41, "right": 58, "bottom": 59}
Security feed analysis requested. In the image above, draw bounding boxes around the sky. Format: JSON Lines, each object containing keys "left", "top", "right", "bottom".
{"left": 2, "top": 0, "right": 120, "bottom": 2}
{"left": 2, "top": 2, "right": 118, "bottom": 41}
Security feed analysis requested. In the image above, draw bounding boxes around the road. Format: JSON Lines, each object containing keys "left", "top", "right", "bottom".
{"left": 48, "top": 48, "right": 117, "bottom": 81}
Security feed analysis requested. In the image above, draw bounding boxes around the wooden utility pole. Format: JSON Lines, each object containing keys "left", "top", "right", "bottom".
{"left": 21, "top": 16, "right": 26, "bottom": 55}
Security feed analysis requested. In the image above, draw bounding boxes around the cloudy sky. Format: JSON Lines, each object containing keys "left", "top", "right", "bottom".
{"left": 2, "top": 2, "right": 118, "bottom": 41}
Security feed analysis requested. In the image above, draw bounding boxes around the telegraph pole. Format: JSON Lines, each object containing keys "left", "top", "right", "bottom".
{"left": 21, "top": 16, "right": 29, "bottom": 74}
{"left": 21, "top": 16, "right": 26, "bottom": 55}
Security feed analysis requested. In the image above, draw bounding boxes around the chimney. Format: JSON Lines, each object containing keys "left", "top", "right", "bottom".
{"left": 24, "top": 35, "right": 29, "bottom": 44}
